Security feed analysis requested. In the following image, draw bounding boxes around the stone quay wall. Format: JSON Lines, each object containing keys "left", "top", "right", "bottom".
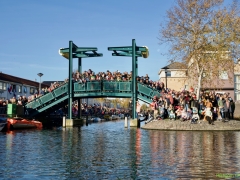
{"left": 142, "top": 120, "right": 240, "bottom": 131}
{"left": 142, "top": 102, "right": 240, "bottom": 131}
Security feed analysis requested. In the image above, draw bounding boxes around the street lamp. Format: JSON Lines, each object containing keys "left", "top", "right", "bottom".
{"left": 163, "top": 68, "right": 169, "bottom": 90}
{"left": 37, "top": 73, "right": 43, "bottom": 94}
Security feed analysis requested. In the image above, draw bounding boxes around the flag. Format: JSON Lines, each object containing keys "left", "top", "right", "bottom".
{"left": 8, "top": 85, "right": 12, "bottom": 94}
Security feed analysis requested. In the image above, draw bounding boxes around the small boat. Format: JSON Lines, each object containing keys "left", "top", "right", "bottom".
{"left": 119, "top": 114, "right": 125, "bottom": 119}
{"left": 7, "top": 117, "right": 42, "bottom": 130}
{"left": 90, "top": 117, "right": 102, "bottom": 122}
{"left": 111, "top": 115, "right": 120, "bottom": 120}
{"left": 0, "top": 116, "right": 7, "bottom": 131}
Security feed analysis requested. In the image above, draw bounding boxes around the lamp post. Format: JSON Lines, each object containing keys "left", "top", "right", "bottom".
{"left": 37, "top": 73, "right": 43, "bottom": 95}
{"left": 164, "top": 69, "right": 168, "bottom": 90}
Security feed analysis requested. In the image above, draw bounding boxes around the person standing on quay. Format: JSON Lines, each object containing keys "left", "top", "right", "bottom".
{"left": 136, "top": 101, "right": 141, "bottom": 117}
{"left": 229, "top": 98, "right": 235, "bottom": 120}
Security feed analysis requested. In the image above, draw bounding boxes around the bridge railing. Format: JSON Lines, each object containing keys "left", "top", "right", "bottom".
{"left": 102, "top": 81, "right": 131, "bottom": 92}
{"left": 137, "top": 83, "right": 161, "bottom": 103}
{"left": 25, "top": 80, "right": 161, "bottom": 114}
{"left": 25, "top": 82, "right": 68, "bottom": 111}
{"left": 74, "top": 81, "right": 132, "bottom": 93}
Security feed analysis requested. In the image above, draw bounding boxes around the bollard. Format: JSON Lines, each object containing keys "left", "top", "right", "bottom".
{"left": 124, "top": 117, "right": 128, "bottom": 128}
{"left": 62, "top": 116, "right": 66, "bottom": 127}
{"left": 86, "top": 115, "right": 88, "bottom": 126}
{"left": 137, "top": 118, "right": 140, "bottom": 128}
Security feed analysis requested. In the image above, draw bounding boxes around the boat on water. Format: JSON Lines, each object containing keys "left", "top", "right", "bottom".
{"left": 110, "top": 115, "right": 120, "bottom": 120}
{"left": 0, "top": 116, "right": 8, "bottom": 131}
{"left": 90, "top": 117, "right": 102, "bottom": 122}
{"left": 7, "top": 117, "right": 42, "bottom": 130}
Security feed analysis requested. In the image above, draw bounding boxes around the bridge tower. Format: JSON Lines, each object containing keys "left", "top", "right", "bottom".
{"left": 108, "top": 39, "right": 149, "bottom": 126}
{"left": 59, "top": 41, "right": 103, "bottom": 125}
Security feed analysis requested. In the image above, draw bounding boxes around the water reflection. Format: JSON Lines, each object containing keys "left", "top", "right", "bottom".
{"left": 148, "top": 130, "right": 240, "bottom": 179}
{"left": 1, "top": 122, "right": 240, "bottom": 179}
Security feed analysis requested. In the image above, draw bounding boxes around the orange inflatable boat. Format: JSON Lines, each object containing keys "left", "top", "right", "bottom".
{"left": 7, "top": 117, "right": 42, "bottom": 130}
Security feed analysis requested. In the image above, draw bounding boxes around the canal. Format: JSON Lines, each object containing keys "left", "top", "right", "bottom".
{"left": 1, "top": 120, "right": 240, "bottom": 179}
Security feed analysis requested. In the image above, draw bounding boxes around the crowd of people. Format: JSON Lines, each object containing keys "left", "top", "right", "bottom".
{"left": 0, "top": 69, "right": 237, "bottom": 125}
{"left": 148, "top": 89, "right": 235, "bottom": 125}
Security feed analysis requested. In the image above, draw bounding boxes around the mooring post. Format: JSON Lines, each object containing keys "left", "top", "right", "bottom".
{"left": 137, "top": 117, "right": 140, "bottom": 128}
{"left": 86, "top": 115, "right": 88, "bottom": 126}
{"left": 124, "top": 116, "right": 128, "bottom": 128}
{"left": 62, "top": 116, "right": 66, "bottom": 127}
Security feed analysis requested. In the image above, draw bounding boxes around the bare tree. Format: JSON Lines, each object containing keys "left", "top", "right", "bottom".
{"left": 159, "top": 0, "right": 240, "bottom": 98}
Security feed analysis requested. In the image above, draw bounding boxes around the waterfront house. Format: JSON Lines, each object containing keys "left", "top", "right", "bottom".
{"left": 158, "top": 62, "right": 188, "bottom": 91}
{"left": 159, "top": 60, "right": 234, "bottom": 99}
{"left": 0, "top": 72, "right": 49, "bottom": 100}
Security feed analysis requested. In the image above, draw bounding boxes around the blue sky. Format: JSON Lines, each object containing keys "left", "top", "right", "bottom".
{"left": 1, "top": 0, "right": 176, "bottom": 82}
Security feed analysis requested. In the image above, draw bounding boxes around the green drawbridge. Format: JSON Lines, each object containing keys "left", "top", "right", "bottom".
{"left": 26, "top": 39, "right": 158, "bottom": 125}
{"left": 25, "top": 81, "right": 161, "bottom": 118}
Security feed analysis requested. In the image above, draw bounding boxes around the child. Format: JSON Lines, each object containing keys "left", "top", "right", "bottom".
{"left": 187, "top": 108, "right": 192, "bottom": 120}
{"left": 158, "top": 105, "right": 165, "bottom": 120}
{"left": 205, "top": 107, "right": 214, "bottom": 125}
{"left": 176, "top": 105, "right": 184, "bottom": 119}
{"left": 191, "top": 107, "right": 199, "bottom": 124}
{"left": 181, "top": 109, "right": 188, "bottom": 121}
{"left": 168, "top": 104, "right": 175, "bottom": 120}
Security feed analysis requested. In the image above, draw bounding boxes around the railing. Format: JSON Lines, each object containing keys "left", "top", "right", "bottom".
{"left": 25, "top": 80, "right": 161, "bottom": 116}
{"left": 137, "top": 83, "right": 161, "bottom": 102}
{"left": 25, "top": 83, "right": 68, "bottom": 111}
{"left": 74, "top": 81, "right": 132, "bottom": 92}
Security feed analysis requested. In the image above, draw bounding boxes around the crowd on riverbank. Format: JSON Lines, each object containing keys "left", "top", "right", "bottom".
{"left": 148, "top": 89, "right": 235, "bottom": 124}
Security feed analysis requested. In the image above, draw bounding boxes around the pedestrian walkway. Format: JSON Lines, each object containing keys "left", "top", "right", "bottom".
{"left": 142, "top": 119, "right": 240, "bottom": 131}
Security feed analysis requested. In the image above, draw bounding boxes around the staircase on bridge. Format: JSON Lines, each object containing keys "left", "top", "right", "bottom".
{"left": 25, "top": 81, "right": 161, "bottom": 118}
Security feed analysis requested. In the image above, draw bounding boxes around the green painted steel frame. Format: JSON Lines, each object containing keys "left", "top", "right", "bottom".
{"left": 60, "top": 41, "right": 103, "bottom": 119}
{"left": 108, "top": 39, "right": 146, "bottom": 119}
{"left": 25, "top": 81, "right": 160, "bottom": 117}
{"left": 25, "top": 40, "right": 156, "bottom": 118}
{"left": 25, "top": 82, "right": 69, "bottom": 117}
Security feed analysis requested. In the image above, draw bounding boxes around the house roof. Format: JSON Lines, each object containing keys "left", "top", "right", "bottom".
{"left": 0, "top": 72, "right": 49, "bottom": 88}
{"left": 161, "top": 62, "right": 187, "bottom": 70}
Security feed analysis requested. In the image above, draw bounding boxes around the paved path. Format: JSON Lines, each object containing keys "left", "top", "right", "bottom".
{"left": 142, "top": 119, "right": 240, "bottom": 131}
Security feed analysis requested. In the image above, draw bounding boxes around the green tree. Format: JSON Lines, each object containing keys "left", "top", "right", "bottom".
{"left": 159, "top": 0, "right": 240, "bottom": 98}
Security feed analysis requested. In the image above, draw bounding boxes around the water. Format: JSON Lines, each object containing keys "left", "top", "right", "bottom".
{"left": 1, "top": 120, "right": 240, "bottom": 179}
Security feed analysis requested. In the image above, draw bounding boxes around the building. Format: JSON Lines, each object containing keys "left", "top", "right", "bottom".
{"left": 234, "top": 60, "right": 240, "bottom": 101}
{"left": 0, "top": 72, "right": 49, "bottom": 100}
{"left": 158, "top": 62, "right": 188, "bottom": 91}
{"left": 159, "top": 61, "right": 235, "bottom": 99}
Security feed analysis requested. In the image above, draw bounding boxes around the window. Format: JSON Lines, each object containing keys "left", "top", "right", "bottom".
{"left": 30, "top": 87, "right": 34, "bottom": 94}
{"left": 23, "top": 86, "right": 27, "bottom": 93}
{"left": 0, "top": 82, "right": 6, "bottom": 90}
{"left": 166, "top": 71, "right": 171, "bottom": 77}
{"left": 18, "top": 85, "right": 22, "bottom": 93}
{"left": 235, "top": 75, "right": 240, "bottom": 101}
{"left": 219, "top": 71, "right": 228, "bottom": 80}
{"left": 12, "top": 85, "right": 16, "bottom": 93}
{"left": 3, "top": 83, "right": 6, "bottom": 90}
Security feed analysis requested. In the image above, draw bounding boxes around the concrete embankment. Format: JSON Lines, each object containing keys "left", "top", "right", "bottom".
{"left": 142, "top": 119, "right": 240, "bottom": 131}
